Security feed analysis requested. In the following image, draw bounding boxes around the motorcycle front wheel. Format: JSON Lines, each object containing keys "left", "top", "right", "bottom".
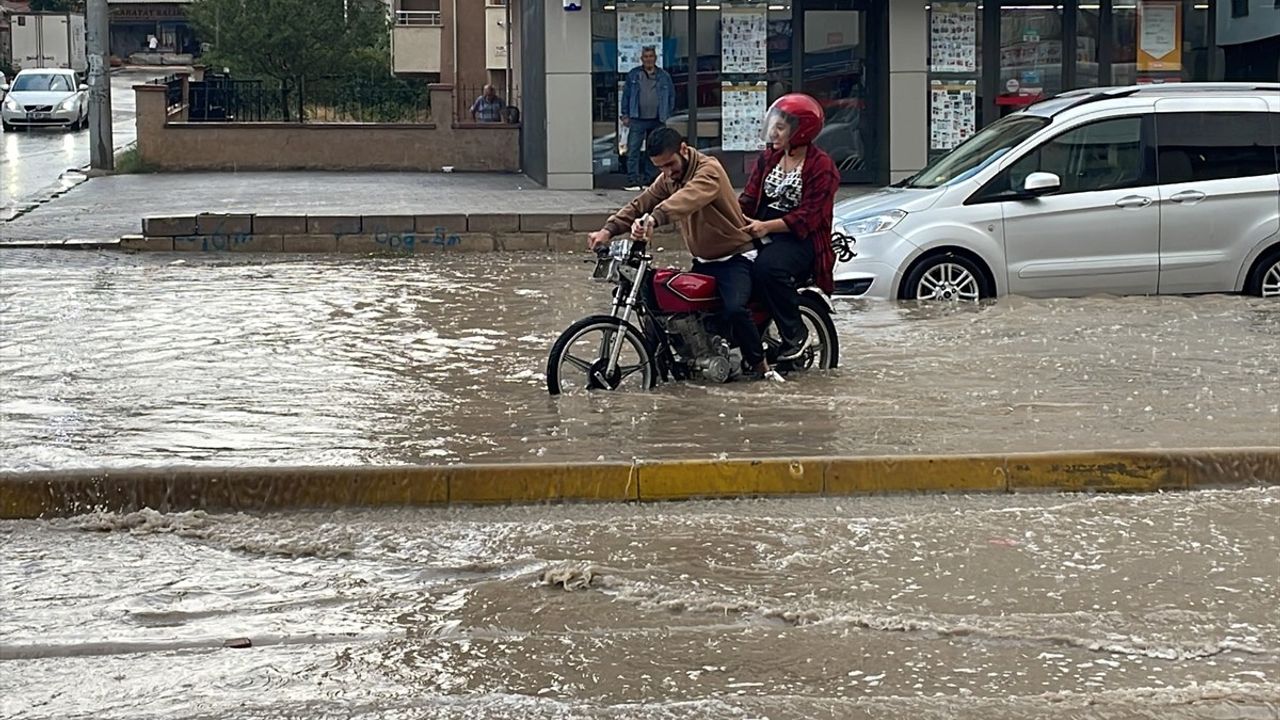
{"left": 546, "top": 315, "right": 656, "bottom": 396}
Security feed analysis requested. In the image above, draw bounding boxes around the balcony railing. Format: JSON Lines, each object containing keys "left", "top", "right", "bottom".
{"left": 396, "top": 10, "right": 442, "bottom": 26}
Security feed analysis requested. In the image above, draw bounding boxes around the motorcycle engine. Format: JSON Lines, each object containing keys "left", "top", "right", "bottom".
{"left": 665, "top": 314, "right": 738, "bottom": 383}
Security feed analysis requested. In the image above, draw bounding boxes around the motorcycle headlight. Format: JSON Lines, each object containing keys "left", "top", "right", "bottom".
{"left": 608, "top": 237, "right": 633, "bottom": 260}
{"left": 842, "top": 210, "right": 907, "bottom": 236}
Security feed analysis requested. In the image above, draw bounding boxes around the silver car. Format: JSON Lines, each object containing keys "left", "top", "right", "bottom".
{"left": 833, "top": 83, "right": 1280, "bottom": 300}
{"left": 1, "top": 69, "right": 88, "bottom": 131}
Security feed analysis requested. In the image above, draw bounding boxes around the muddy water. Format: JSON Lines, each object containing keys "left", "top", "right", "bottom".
{"left": 1, "top": 250, "right": 1278, "bottom": 470}
{"left": 2, "top": 490, "right": 1278, "bottom": 719}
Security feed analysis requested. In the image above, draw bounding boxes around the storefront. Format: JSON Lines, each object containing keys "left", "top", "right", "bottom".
{"left": 520, "top": 0, "right": 1273, "bottom": 190}
{"left": 108, "top": 1, "right": 199, "bottom": 57}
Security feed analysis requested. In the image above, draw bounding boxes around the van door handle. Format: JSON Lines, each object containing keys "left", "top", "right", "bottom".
{"left": 1115, "top": 195, "right": 1152, "bottom": 209}
{"left": 1169, "top": 190, "right": 1206, "bottom": 204}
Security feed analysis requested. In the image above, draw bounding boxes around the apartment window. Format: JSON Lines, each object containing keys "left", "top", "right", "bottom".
{"left": 1232, "top": 0, "right": 1249, "bottom": 17}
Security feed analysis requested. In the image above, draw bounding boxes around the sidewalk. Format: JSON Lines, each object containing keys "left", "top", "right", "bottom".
{"left": 0, "top": 171, "right": 877, "bottom": 245}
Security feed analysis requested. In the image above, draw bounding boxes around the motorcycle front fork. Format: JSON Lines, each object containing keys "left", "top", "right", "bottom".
{"left": 603, "top": 260, "right": 650, "bottom": 378}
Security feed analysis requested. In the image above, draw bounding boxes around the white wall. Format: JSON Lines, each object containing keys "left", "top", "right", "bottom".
{"left": 542, "top": 1, "right": 593, "bottom": 189}
{"left": 887, "top": 0, "right": 927, "bottom": 182}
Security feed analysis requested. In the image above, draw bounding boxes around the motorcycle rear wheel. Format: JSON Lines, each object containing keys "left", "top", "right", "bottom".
{"left": 767, "top": 293, "right": 840, "bottom": 371}
{"left": 547, "top": 315, "right": 657, "bottom": 396}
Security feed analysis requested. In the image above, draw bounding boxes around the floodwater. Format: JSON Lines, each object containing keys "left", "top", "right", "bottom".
{"left": 1, "top": 250, "right": 1277, "bottom": 470}
{"left": 2, "top": 490, "right": 1278, "bottom": 719}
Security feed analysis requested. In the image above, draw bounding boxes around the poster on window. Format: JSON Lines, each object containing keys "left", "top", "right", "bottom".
{"left": 1137, "top": 1, "right": 1181, "bottom": 71}
{"left": 722, "top": 82, "right": 768, "bottom": 152}
{"left": 721, "top": 8, "right": 768, "bottom": 74}
{"left": 929, "top": 3, "right": 977, "bottom": 73}
{"left": 929, "top": 80, "right": 976, "bottom": 150}
{"left": 617, "top": 8, "right": 664, "bottom": 72}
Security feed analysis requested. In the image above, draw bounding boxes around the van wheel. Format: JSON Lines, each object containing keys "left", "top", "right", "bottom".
{"left": 1245, "top": 248, "right": 1280, "bottom": 299}
{"left": 900, "top": 252, "right": 992, "bottom": 302}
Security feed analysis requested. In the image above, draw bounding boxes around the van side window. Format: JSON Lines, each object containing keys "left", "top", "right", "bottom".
{"left": 985, "top": 116, "right": 1147, "bottom": 198}
{"left": 1155, "top": 112, "right": 1279, "bottom": 184}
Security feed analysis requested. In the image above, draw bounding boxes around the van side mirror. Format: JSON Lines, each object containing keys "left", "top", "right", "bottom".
{"left": 1023, "top": 172, "right": 1061, "bottom": 196}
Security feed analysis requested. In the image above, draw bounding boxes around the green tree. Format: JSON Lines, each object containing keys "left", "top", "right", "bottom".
{"left": 188, "top": 0, "right": 391, "bottom": 120}
{"left": 29, "top": 0, "right": 84, "bottom": 11}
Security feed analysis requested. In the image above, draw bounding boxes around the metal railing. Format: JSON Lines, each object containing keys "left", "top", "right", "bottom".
{"left": 185, "top": 76, "right": 432, "bottom": 124}
{"left": 395, "top": 10, "right": 442, "bottom": 26}
{"left": 158, "top": 73, "right": 184, "bottom": 111}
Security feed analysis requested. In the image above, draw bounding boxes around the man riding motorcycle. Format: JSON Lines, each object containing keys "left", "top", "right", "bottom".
{"left": 588, "top": 126, "right": 780, "bottom": 381}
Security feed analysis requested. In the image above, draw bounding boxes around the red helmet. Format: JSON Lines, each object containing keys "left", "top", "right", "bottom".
{"left": 764, "top": 93, "right": 825, "bottom": 149}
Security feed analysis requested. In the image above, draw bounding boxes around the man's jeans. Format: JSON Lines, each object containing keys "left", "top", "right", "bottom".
{"left": 626, "top": 118, "right": 662, "bottom": 185}
{"left": 691, "top": 255, "right": 765, "bottom": 369}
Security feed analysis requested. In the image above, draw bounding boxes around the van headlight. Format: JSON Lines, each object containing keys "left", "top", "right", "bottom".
{"left": 842, "top": 210, "right": 907, "bottom": 236}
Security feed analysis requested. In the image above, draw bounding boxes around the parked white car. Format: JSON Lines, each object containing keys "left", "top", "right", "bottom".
{"left": 832, "top": 83, "right": 1280, "bottom": 301}
{"left": 1, "top": 68, "right": 88, "bottom": 131}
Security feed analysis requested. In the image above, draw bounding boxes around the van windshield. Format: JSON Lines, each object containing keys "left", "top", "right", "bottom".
{"left": 906, "top": 115, "right": 1049, "bottom": 189}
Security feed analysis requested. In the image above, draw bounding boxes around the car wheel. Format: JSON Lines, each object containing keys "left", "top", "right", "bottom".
{"left": 1, "top": 121, "right": 12, "bottom": 132}
{"left": 900, "top": 252, "right": 992, "bottom": 302}
{"left": 1245, "top": 247, "right": 1280, "bottom": 299}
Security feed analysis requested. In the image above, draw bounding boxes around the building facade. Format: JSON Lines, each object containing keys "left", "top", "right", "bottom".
{"left": 391, "top": 0, "right": 521, "bottom": 108}
{"left": 107, "top": 0, "right": 198, "bottom": 58}
{"left": 518, "top": 0, "right": 1280, "bottom": 190}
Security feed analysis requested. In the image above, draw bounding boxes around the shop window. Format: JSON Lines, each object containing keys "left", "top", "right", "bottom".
{"left": 1112, "top": 0, "right": 1213, "bottom": 84}
{"left": 997, "top": 3, "right": 1064, "bottom": 111}
{"left": 927, "top": 1, "right": 982, "bottom": 161}
{"left": 1155, "top": 112, "right": 1279, "bottom": 183}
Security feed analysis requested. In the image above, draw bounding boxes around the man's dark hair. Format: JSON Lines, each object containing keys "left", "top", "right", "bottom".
{"left": 647, "top": 127, "right": 684, "bottom": 158}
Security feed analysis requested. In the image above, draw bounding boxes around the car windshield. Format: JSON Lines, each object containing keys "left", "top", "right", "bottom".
{"left": 13, "top": 74, "right": 74, "bottom": 92}
{"left": 905, "top": 115, "right": 1049, "bottom": 189}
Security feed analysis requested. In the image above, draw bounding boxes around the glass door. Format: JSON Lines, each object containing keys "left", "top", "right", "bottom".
{"left": 997, "top": 4, "right": 1065, "bottom": 117}
{"left": 800, "top": 0, "right": 884, "bottom": 183}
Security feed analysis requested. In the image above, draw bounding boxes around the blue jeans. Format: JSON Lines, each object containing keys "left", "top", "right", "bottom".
{"left": 626, "top": 118, "right": 662, "bottom": 185}
{"left": 691, "top": 255, "right": 765, "bottom": 369}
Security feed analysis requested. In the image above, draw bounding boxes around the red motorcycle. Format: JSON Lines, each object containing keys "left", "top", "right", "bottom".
{"left": 546, "top": 234, "right": 840, "bottom": 395}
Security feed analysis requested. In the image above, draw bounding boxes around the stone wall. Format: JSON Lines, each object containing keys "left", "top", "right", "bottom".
{"left": 133, "top": 83, "right": 520, "bottom": 172}
{"left": 122, "top": 212, "right": 682, "bottom": 254}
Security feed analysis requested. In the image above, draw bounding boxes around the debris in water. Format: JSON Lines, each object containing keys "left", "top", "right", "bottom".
{"left": 223, "top": 637, "right": 252, "bottom": 649}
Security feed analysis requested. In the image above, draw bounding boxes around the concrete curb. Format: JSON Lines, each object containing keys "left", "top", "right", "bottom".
{"left": 109, "top": 212, "right": 666, "bottom": 254}
{"left": 2, "top": 448, "right": 1276, "bottom": 519}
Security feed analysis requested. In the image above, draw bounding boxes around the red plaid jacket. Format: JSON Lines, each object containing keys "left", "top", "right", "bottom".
{"left": 738, "top": 146, "right": 840, "bottom": 295}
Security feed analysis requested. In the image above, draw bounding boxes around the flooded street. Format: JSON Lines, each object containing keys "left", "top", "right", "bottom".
{"left": 1, "top": 250, "right": 1278, "bottom": 470}
{"left": 2, "top": 490, "right": 1278, "bottom": 719}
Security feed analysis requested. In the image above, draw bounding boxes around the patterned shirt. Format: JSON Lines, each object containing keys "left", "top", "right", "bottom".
{"left": 763, "top": 162, "right": 805, "bottom": 215}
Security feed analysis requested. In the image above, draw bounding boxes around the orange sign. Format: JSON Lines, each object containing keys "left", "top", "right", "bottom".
{"left": 1137, "top": 1, "right": 1181, "bottom": 72}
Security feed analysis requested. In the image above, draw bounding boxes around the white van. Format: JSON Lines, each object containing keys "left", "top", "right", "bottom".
{"left": 832, "top": 83, "right": 1280, "bottom": 301}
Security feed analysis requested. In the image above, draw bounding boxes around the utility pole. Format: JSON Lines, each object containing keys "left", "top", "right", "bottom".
{"left": 86, "top": 0, "right": 114, "bottom": 171}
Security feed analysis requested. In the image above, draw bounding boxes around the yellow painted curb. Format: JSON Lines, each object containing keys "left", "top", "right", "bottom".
{"left": 0, "top": 448, "right": 1275, "bottom": 519}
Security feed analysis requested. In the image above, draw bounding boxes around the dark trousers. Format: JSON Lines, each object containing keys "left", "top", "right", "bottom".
{"left": 626, "top": 118, "right": 662, "bottom": 184}
{"left": 752, "top": 237, "right": 814, "bottom": 348}
{"left": 692, "top": 255, "right": 765, "bottom": 368}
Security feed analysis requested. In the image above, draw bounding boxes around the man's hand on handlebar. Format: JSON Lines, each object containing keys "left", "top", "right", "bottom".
{"left": 630, "top": 215, "right": 656, "bottom": 241}
{"left": 587, "top": 229, "right": 612, "bottom": 251}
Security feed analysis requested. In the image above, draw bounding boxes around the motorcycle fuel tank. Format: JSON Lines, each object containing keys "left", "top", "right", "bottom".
{"left": 653, "top": 268, "right": 721, "bottom": 314}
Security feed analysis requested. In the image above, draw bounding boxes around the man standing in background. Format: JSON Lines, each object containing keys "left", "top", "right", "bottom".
{"left": 619, "top": 46, "right": 675, "bottom": 191}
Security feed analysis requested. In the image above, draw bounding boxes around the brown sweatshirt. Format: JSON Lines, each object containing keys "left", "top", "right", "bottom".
{"left": 602, "top": 147, "right": 754, "bottom": 260}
